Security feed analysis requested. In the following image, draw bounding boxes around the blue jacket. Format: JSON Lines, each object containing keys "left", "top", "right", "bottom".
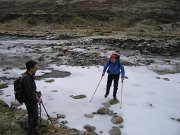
{"left": 103, "top": 60, "right": 125, "bottom": 78}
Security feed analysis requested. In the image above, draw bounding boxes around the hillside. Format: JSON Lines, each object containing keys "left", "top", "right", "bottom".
{"left": 0, "top": 0, "right": 179, "bottom": 39}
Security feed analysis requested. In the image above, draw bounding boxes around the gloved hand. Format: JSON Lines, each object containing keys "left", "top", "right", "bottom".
{"left": 37, "top": 98, "right": 42, "bottom": 103}
{"left": 121, "top": 77, "right": 124, "bottom": 83}
{"left": 102, "top": 73, "right": 105, "bottom": 77}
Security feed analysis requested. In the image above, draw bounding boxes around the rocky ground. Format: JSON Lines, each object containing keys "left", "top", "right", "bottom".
{"left": 0, "top": 34, "right": 180, "bottom": 135}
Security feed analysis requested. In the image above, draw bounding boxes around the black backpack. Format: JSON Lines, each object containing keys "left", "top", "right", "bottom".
{"left": 13, "top": 75, "right": 27, "bottom": 104}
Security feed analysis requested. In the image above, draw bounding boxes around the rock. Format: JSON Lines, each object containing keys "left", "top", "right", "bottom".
{"left": 99, "top": 130, "right": 103, "bottom": 134}
{"left": 163, "top": 78, "right": 170, "bottom": 81}
{"left": 102, "top": 102, "right": 110, "bottom": 107}
{"left": 83, "top": 124, "right": 96, "bottom": 132}
{"left": 108, "top": 99, "right": 120, "bottom": 105}
{"left": 61, "top": 120, "right": 68, "bottom": 124}
{"left": 92, "top": 112, "right": 98, "bottom": 114}
{"left": 59, "top": 124, "right": 69, "bottom": 129}
{"left": 109, "top": 126, "right": 121, "bottom": 135}
{"left": 45, "top": 79, "right": 55, "bottom": 83}
{"left": 84, "top": 113, "right": 94, "bottom": 118}
{"left": 111, "top": 116, "right": 124, "bottom": 124}
{"left": 177, "top": 118, "right": 180, "bottom": 122}
{"left": 49, "top": 117, "right": 59, "bottom": 121}
{"left": 97, "top": 107, "right": 109, "bottom": 114}
{"left": 108, "top": 110, "right": 115, "bottom": 116}
{"left": 0, "top": 90, "right": 4, "bottom": 95}
{"left": 51, "top": 90, "right": 58, "bottom": 92}
{"left": 57, "top": 114, "right": 66, "bottom": 118}
{"left": 10, "top": 102, "right": 21, "bottom": 108}
{"left": 72, "top": 94, "right": 86, "bottom": 99}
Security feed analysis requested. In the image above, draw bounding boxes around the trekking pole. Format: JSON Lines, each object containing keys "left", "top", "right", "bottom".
{"left": 120, "top": 80, "right": 124, "bottom": 109}
{"left": 41, "top": 102, "right": 56, "bottom": 132}
{"left": 39, "top": 103, "right": 42, "bottom": 123}
{"left": 90, "top": 76, "right": 103, "bottom": 102}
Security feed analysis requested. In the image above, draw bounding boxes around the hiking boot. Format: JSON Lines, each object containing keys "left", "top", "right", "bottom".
{"left": 113, "top": 97, "right": 117, "bottom": 100}
{"left": 35, "top": 129, "right": 41, "bottom": 135}
{"left": 104, "top": 94, "right": 108, "bottom": 98}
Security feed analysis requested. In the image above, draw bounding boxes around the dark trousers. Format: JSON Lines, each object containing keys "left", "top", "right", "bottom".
{"left": 25, "top": 101, "right": 38, "bottom": 135}
{"left": 106, "top": 74, "right": 119, "bottom": 98}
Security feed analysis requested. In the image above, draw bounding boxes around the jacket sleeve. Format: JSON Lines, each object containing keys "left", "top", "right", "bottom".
{"left": 21, "top": 77, "right": 38, "bottom": 103}
{"left": 103, "top": 61, "right": 109, "bottom": 73}
{"left": 119, "top": 62, "right": 125, "bottom": 78}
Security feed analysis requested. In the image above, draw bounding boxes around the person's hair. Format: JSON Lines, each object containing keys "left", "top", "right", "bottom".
{"left": 26, "top": 60, "right": 37, "bottom": 71}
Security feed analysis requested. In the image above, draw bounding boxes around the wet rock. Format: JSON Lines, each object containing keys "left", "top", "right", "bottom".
{"left": 109, "top": 126, "right": 121, "bottom": 135}
{"left": 72, "top": 94, "right": 86, "bottom": 99}
{"left": 102, "top": 102, "right": 110, "bottom": 107}
{"left": 163, "top": 78, "right": 170, "bottom": 81}
{"left": 99, "top": 130, "right": 103, "bottom": 134}
{"left": 92, "top": 112, "right": 98, "bottom": 115}
{"left": 111, "top": 116, "right": 124, "bottom": 124}
{"left": 108, "top": 99, "right": 120, "bottom": 105}
{"left": 57, "top": 114, "right": 66, "bottom": 119}
{"left": 45, "top": 79, "right": 55, "bottom": 83}
{"left": 83, "top": 124, "right": 96, "bottom": 132}
{"left": 61, "top": 120, "right": 68, "bottom": 124}
{"left": 108, "top": 110, "right": 115, "bottom": 116}
{"left": 84, "top": 113, "right": 94, "bottom": 118}
{"left": 51, "top": 90, "right": 58, "bottom": 92}
{"left": 0, "top": 90, "right": 4, "bottom": 95}
{"left": 59, "top": 123, "right": 69, "bottom": 129}
{"left": 97, "top": 107, "right": 109, "bottom": 114}
{"left": 36, "top": 70, "right": 71, "bottom": 80}
{"left": 177, "top": 118, "right": 180, "bottom": 122}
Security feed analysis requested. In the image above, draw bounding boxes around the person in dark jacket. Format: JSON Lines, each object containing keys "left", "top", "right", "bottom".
{"left": 102, "top": 54, "right": 125, "bottom": 100}
{"left": 21, "top": 60, "right": 42, "bottom": 135}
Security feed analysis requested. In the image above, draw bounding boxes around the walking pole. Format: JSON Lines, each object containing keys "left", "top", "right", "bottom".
{"left": 39, "top": 103, "right": 42, "bottom": 122}
{"left": 120, "top": 79, "right": 124, "bottom": 109}
{"left": 90, "top": 76, "right": 103, "bottom": 102}
{"left": 41, "top": 102, "right": 56, "bottom": 132}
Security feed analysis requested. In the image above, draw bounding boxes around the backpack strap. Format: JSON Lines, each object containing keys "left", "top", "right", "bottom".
{"left": 108, "top": 60, "right": 121, "bottom": 69}
{"left": 20, "top": 75, "right": 28, "bottom": 85}
{"left": 117, "top": 60, "right": 121, "bottom": 69}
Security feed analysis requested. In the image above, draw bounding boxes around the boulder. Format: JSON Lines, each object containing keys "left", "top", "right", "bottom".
{"left": 111, "top": 116, "right": 124, "bottom": 124}
{"left": 97, "top": 107, "right": 109, "bottom": 114}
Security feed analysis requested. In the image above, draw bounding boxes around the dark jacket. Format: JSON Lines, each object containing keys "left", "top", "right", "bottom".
{"left": 103, "top": 60, "right": 125, "bottom": 78}
{"left": 21, "top": 71, "right": 38, "bottom": 104}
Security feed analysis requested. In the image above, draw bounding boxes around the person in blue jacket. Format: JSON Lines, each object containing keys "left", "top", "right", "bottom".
{"left": 102, "top": 54, "right": 125, "bottom": 100}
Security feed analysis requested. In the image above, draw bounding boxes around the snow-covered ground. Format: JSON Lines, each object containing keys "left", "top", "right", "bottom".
{"left": 1, "top": 65, "right": 180, "bottom": 135}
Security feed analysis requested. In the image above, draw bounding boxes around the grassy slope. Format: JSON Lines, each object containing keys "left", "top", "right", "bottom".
{"left": 0, "top": 0, "right": 179, "bottom": 39}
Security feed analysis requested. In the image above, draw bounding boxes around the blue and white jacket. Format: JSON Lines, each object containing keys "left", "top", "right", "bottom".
{"left": 103, "top": 60, "right": 125, "bottom": 78}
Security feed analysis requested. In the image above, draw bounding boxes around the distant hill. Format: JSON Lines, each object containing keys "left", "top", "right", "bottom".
{"left": 0, "top": 0, "right": 179, "bottom": 38}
